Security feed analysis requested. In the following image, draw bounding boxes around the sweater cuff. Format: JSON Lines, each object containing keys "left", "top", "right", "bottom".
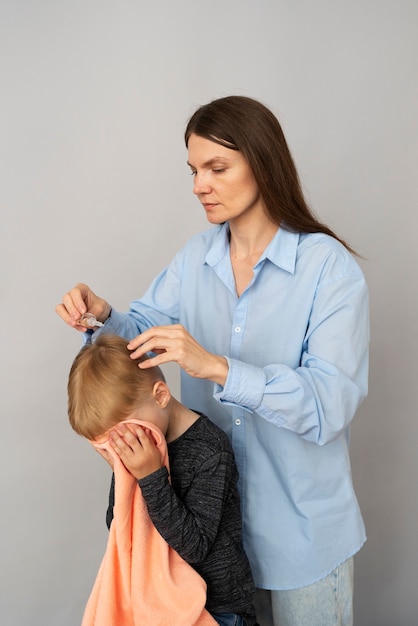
{"left": 138, "top": 466, "right": 169, "bottom": 493}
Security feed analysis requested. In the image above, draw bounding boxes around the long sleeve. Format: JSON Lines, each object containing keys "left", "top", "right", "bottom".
{"left": 107, "top": 460, "right": 227, "bottom": 561}
{"left": 94, "top": 224, "right": 369, "bottom": 588}
{"left": 93, "top": 225, "right": 368, "bottom": 447}
{"left": 215, "top": 271, "right": 369, "bottom": 445}
{"left": 104, "top": 416, "right": 256, "bottom": 619}
{"left": 138, "top": 451, "right": 233, "bottom": 564}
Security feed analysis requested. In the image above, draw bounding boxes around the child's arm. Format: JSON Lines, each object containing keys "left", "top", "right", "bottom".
{"left": 109, "top": 425, "right": 233, "bottom": 564}
{"left": 138, "top": 451, "right": 233, "bottom": 564}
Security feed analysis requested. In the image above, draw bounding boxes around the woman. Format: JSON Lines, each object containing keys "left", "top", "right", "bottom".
{"left": 57, "top": 95, "right": 369, "bottom": 626}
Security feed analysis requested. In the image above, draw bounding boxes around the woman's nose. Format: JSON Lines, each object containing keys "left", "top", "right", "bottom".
{"left": 193, "top": 173, "right": 211, "bottom": 195}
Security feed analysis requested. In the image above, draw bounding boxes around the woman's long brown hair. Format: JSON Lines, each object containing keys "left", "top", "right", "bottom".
{"left": 185, "top": 95, "right": 356, "bottom": 254}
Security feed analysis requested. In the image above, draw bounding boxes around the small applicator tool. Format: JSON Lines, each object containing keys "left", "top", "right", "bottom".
{"left": 78, "top": 313, "right": 104, "bottom": 328}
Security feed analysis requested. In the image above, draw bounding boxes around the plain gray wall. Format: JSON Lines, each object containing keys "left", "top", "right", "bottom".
{"left": 1, "top": 1, "right": 417, "bottom": 624}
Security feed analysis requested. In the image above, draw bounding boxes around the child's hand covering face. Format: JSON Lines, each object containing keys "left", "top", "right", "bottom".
{"left": 109, "top": 424, "right": 163, "bottom": 480}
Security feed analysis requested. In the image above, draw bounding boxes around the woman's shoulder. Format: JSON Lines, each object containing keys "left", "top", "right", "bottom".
{"left": 298, "top": 231, "right": 365, "bottom": 280}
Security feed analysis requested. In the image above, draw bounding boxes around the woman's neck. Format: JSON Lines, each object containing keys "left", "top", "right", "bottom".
{"left": 228, "top": 215, "right": 279, "bottom": 297}
{"left": 229, "top": 215, "right": 279, "bottom": 261}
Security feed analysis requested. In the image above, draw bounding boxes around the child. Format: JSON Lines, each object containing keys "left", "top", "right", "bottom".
{"left": 68, "top": 333, "right": 257, "bottom": 626}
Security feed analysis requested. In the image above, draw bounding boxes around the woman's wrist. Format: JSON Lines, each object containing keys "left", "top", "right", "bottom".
{"left": 210, "top": 355, "right": 229, "bottom": 387}
{"left": 98, "top": 302, "right": 112, "bottom": 323}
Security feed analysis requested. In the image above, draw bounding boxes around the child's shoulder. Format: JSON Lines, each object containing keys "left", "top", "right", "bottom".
{"left": 196, "top": 413, "right": 232, "bottom": 445}
{"left": 177, "top": 413, "right": 233, "bottom": 457}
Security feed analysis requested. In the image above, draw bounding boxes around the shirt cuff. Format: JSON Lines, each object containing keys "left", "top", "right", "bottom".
{"left": 214, "top": 356, "right": 266, "bottom": 411}
{"left": 81, "top": 307, "right": 126, "bottom": 344}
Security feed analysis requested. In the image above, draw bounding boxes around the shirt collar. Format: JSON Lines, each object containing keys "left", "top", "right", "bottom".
{"left": 205, "top": 223, "right": 299, "bottom": 275}
{"left": 261, "top": 226, "right": 299, "bottom": 274}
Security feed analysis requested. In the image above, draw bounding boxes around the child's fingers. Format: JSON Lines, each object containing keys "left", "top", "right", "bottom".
{"left": 134, "top": 426, "right": 149, "bottom": 442}
{"left": 135, "top": 427, "right": 160, "bottom": 453}
{"left": 122, "top": 426, "right": 147, "bottom": 449}
{"left": 109, "top": 430, "right": 133, "bottom": 455}
{"left": 110, "top": 425, "right": 147, "bottom": 456}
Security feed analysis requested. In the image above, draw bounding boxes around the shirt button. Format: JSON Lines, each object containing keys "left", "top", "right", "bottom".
{"left": 235, "top": 419, "right": 241, "bottom": 426}
{"left": 234, "top": 326, "right": 241, "bottom": 333}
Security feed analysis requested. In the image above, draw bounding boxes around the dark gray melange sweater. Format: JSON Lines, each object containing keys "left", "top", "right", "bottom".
{"left": 107, "top": 414, "right": 256, "bottom": 624}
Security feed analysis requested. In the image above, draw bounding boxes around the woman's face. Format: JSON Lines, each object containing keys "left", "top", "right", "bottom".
{"left": 187, "top": 133, "right": 265, "bottom": 225}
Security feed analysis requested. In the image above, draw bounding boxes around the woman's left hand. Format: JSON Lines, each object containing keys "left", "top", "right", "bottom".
{"left": 127, "top": 324, "right": 229, "bottom": 386}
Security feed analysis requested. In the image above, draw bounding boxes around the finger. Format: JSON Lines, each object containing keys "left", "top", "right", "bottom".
{"left": 56, "top": 301, "right": 91, "bottom": 332}
{"left": 133, "top": 425, "right": 147, "bottom": 438}
{"left": 55, "top": 302, "right": 76, "bottom": 327}
{"left": 109, "top": 430, "right": 131, "bottom": 454}
{"left": 56, "top": 296, "right": 84, "bottom": 330}
{"left": 127, "top": 325, "right": 176, "bottom": 352}
{"left": 127, "top": 328, "right": 158, "bottom": 350}
{"left": 129, "top": 334, "right": 178, "bottom": 361}
{"left": 112, "top": 425, "right": 143, "bottom": 453}
{"left": 137, "top": 352, "right": 172, "bottom": 369}
{"left": 134, "top": 426, "right": 156, "bottom": 447}
{"left": 62, "top": 290, "right": 85, "bottom": 320}
{"left": 127, "top": 338, "right": 156, "bottom": 359}
{"left": 71, "top": 283, "right": 92, "bottom": 315}
{"left": 121, "top": 426, "right": 144, "bottom": 448}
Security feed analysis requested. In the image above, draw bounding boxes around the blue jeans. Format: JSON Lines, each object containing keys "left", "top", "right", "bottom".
{"left": 211, "top": 613, "right": 247, "bottom": 626}
{"left": 254, "top": 558, "right": 354, "bottom": 626}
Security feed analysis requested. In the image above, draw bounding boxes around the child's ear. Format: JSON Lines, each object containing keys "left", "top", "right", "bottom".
{"left": 152, "top": 381, "right": 171, "bottom": 408}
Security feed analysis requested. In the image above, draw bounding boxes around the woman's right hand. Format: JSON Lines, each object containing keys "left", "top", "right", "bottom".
{"left": 55, "top": 283, "right": 111, "bottom": 332}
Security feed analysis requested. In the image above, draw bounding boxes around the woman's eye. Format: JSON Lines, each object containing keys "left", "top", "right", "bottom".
{"left": 190, "top": 170, "right": 197, "bottom": 176}
{"left": 212, "top": 168, "right": 225, "bottom": 174}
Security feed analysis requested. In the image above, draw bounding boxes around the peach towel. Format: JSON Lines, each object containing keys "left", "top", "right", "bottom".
{"left": 82, "top": 419, "right": 217, "bottom": 626}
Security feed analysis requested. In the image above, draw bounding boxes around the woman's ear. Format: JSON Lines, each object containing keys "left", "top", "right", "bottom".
{"left": 152, "top": 381, "right": 171, "bottom": 408}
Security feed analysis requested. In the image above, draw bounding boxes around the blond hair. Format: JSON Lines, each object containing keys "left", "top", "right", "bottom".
{"left": 67, "top": 334, "right": 165, "bottom": 440}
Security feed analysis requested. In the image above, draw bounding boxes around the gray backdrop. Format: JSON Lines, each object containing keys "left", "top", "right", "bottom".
{"left": 1, "top": 1, "right": 417, "bottom": 625}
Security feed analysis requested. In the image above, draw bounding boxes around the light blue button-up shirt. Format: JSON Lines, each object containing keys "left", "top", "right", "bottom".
{"left": 94, "top": 223, "right": 369, "bottom": 589}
